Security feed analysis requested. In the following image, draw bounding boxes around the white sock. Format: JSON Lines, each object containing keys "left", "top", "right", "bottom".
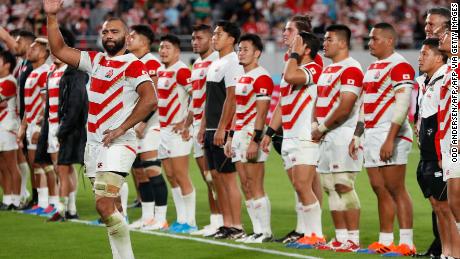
{"left": 399, "top": 229, "right": 413, "bottom": 246}
{"left": 295, "top": 193, "right": 305, "bottom": 234}
{"left": 456, "top": 222, "right": 460, "bottom": 235}
{"left": 348, "top": 230, "right": 360, "bottom": 244}
{"left": 182, "top": 189, "right": 196, "bottom": 226}
{"left": 335, "top": 229, "right": 348, "bottom": 243}
{"left": 37, "top": 187, "right": 49, "bottom": 208}
{"left": 106, "top": 211, "right": 134, "bottom": 259}
{"left": 210, "top": 214, "right": 221, "bottom": 228}
{"left": 301, "top": 201, "right": 323, "bottom": 237}
{"left": 254, "top": 196, "right": 272, "bottom": 236}
{"left": 215, "top": 214, "right": 223, "bottom": 227}
{"left": 120, "top": 182, "right": 128, "bottom": 216}
{"left": 19, "top": 162, "right": 30, "bottom": 199}
{"left": 245, "top": 200, "right": 260, "bottom": 233}
{"left": 379, "top": 232, "right": 394, "bottom": 246}
{"left": 171, "top": 187, "right": 186, "bottom": 224}
{"left": 49, "top": 195, "right": 59, "bottom": 207}
{"left": 59, "top": 197, "right": 69, "bottom": 215}
{"left": 154, "top": 205, "right": 167, "bottom": 223}
{"left": 2, "top": 195, "right": 12, "bottom": 205}
{"left": 107, "top": 232, "right": 122, "bottom": 259}
{"left": 68, "top": 191, "right": 77, "bottom": 215}
{"left": 12, "top": 195, "right": 20, "bottom": 206}
{"left": 141, "top": 202, "right": 155, "bottom": 221}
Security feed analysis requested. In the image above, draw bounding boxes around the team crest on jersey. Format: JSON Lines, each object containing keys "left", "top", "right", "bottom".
{"left": 105, "top": 69, "right": 114, "bottom": 78}
{"left": 374, "top": 71, "right": 380, "bottom": 79}
{"left": 327, "top": 75, "right": 333, "bottom": 83}
{"left": 242, "top": 85, "right": 248, "bottom": 94}
{"left": 200, "top": 70, "right": 205, "bottom": 77}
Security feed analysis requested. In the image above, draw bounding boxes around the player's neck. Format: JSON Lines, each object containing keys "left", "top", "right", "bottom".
{"left": 331, "top": 51, "right": 349, "bottom": 63}
{"left": 200, "top": 48, "right": 213, "bottom": 60}
{"left": 32, "top": 59, "right": 45, "bottom": 69}
{"left": 377, "top": 50, "right": 394, "bottom": 60}
{"left": 218, "top": 45, "right": 234, "bottom": 58}
{"left": 132, "top": 48, "right": 149, "bottom": 59}
{"left": 426, "top": 64, "right": 443, "bottom": 78}
{"left": 243, "top": 62, "right": 258, "bottom": 73}
{"left": 0, "top": 70, "right": 9, "bottom": 78}
{"left": 164, "top": 57, "right": 179, "bottom": 69}
{"left": 54, "top": 62, "right": 65, "bottom": 69}
{"left": 300, "top": 56, "right": 313, "bottom": 65}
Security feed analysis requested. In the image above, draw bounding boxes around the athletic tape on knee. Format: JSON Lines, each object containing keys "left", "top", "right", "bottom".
{"left": 44, "top": 165, "right": 54, "bottom": 173}
{"left": 328, "top": 190, "right": 346, "bottom": 211}
{"left": 204, "top": 170, "right": 213, "bottom": 183}
{"left": 340, "top": 189, "right": 361, "bottom": 209}
{"left": 34, "top": 168, "right": 45, "bottom": 175}
{"left": 94, "top": 172, "right": 125, "bottom": 198}
{"left": 104, "top": 211, "right": 125, "bottom": 232}
{"left": 143, "top": 159, "right": 161, "bottom": 170}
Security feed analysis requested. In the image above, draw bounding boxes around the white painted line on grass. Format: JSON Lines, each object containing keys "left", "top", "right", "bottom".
{"left": 69, "top": 219, "right": 321, "bottom": 259}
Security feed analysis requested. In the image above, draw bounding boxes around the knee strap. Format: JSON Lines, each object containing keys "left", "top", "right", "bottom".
{"left": 94, "top": 172, "right": 125, "bottom": 198}
{"left": 340, "top": 189, "right": 361, "bottom": 209}
{"left": 328, "top": 190, "right": 346, "bottom": 211}
{"left": 34, "top": 168, "right": 45, "bottom": 175}
{"left": 44, "top": 165, "right": 54, "bottom": 173}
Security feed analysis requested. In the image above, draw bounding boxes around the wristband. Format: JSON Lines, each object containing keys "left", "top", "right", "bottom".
{"left": 289, "top": 52, "right": 301, "bottom": 63}
{"left": 253, "top": 129, "right": 263, "bottom": 144}
{"left": 353, "top": 135, "right": 360, "bottom": 149}
{"left": 318, "top": 124, "right": 329, "bottom": 133}
{"left": 265, "top": 127, "right": 276, "bottom": 138}
{"left": 229, "top": 130, "right": 235, "bottom": 138}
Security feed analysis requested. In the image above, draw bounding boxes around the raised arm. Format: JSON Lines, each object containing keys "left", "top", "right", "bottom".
{"left": 0, "top": 27, "right": 20, "bottom": 55}
{"left": 44, "top": 0, "right": 81, "bottom": 67}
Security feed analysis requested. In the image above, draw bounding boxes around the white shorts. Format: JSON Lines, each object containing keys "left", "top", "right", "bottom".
{"left": 192, "top": 124, "right": 204, "bottom": 158}
{"left": 317, "top": 128, "right": 363, "bottom": 173}
{"left": 158, "top": 127, "right": 192, "bottom": 160}
{"left": 281, "top": 138, "right": 318, "bottom": 170}
{"left": 231, "top": 128, "right": 269, "bottom": 163}
{"left": 442, "top": 152, "right": 460, "bottom": 180}
{"left": 0, "top": 130, "right": 18, "bottom": 152}
{"left": 363, "top": 127, "right": 412, "bottom": 168}
{"left": 84, "top": 143, "right": 137, "bottom": 178}
{"left": 47, "top": 123, "right": 59, "bottom": 154}
{"left": 137, "top": 128, "right": 160, "bottom": 153}
{"left": 26, "top": 123, "right": 41, "bottom": 150}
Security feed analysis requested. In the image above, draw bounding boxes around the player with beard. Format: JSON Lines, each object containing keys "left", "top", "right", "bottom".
{"left": 44, "top": 0, "right": 157, "bottom": 257}
{"left": 127, "top": 24, "right": 169, "bottom": 231}
{"left": 184, "top": 24, "right": 222, "bottom": 236}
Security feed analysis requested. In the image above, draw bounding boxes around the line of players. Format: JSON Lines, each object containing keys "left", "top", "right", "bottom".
{"left": 1, "top": 3, "right": 458, "bottom": 258}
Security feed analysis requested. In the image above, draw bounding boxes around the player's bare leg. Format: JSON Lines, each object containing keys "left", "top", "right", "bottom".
{"left": 17, "top": 150, "right": 31, "bottom": 203}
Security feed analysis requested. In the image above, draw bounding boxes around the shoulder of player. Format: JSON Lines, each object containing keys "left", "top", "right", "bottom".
{"left": 0, "top": 75, "right": 17, "bottom": 86}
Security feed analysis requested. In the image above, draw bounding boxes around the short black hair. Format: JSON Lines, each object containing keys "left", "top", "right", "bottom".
{"left": 192, "top": 24, "right": 212, "bottom": 34}
{"left": 131, "top": 24, "right": 155, "bottom": 45}
{"left": 299, "top": 31, "right": 320, "bottom": 59}
{"left": 17, "top": 30, "right": 36, "bottom": 42}
{"left": 238, "top": 33, "right": 264, "bottom": 52}
{"left": 290, "top": 15, "right": 313, "bottom": 33}
{"left": 373, "top": 22, "right": 398, "bottom": 44}
{"left": 326, "top": 24, "right": 351, "bottom": 48}
{"left": 60, "top": 27, "right": 76, "bottom": 48}
{"left": 427, "top": 7, "right": 450, "bottom": 20}
{"left": 0, "top": 50, "right": 17, "bottom": 73}
{"left": 160, "top": 34, "right": 181, "bottom": 49}
{"left": 216, "top": 20, "right": 240, "bottom": 44}
{"left": 423, "top": 38, "right": 448, "bottom": 63}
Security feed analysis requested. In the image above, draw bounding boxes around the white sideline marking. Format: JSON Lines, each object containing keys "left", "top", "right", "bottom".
{"left": 70, "top": 219, "right": 321, "bottom": 259}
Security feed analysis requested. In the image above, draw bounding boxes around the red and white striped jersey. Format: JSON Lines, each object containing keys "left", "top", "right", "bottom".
{"left": 316, "top": 57, "right": 364, "bottom": 130}
{"left": 24, "top": 63, "right": 49, "bottom": 125}
{"left": 78, "top": 51, "right": 152, "bottom": 144}
{"left": 363, "top": 53, "right": 415, "bottom": 129}
{"left": 0, "top": 75, "right": 19, "bottom": 131}
{"left": 47, "top": 64, "right": 67, "bottom": 125}
{"left": 280, "top": 62, "right": 321, "bottom": 139}
{"left": 157, "top": 60, "right": 192, "bottom": 128}
{"left": 140, "top": 53, "right": 162, "bottom": 130}
{"left": 438, "top": 64, "right": 459, "bottom": 155}
{"left": 191, "top": 51, "right": 218, "bottom": 126}
{"left": 235, "top": 66, "right": 274, "bottom": 130}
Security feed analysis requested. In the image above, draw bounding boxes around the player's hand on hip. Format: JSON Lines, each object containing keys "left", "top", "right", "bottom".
{"left": 102, "top": 127, "right": 126, "bottom": 147}
{"left": 197, "top": 128, "right": 205, "bottom": 145}
{"left": 311, "top": 128, "right": 323, "bottom": 142}
{"left": 181, "top": 127, "right": 191, "bottom": 141}
{"left": 43, "top": 0, "right": 63, "bottom": 15}
{"left": 213, "top": 128, "right": 225, "bottom": 146}
{"left": 348, "top": 139, "right": 357, "bottom": 160}
{"left": 260, "top": 135, "right": 272, "bottom": 153}
{"left": 379, "top": 139, "right": 394, "bottom": 162}
{"left": 134, "top": 122, "right": 146, "bottom": 139}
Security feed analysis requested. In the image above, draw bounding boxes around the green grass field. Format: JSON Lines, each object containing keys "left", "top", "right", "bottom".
{"left": 0, "top": 143, "right": 433, "bottom": 259}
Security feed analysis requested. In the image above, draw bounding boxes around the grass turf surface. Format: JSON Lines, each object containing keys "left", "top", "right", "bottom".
{"left": 0, "top": 143, "right": 432, "bottom": 259}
